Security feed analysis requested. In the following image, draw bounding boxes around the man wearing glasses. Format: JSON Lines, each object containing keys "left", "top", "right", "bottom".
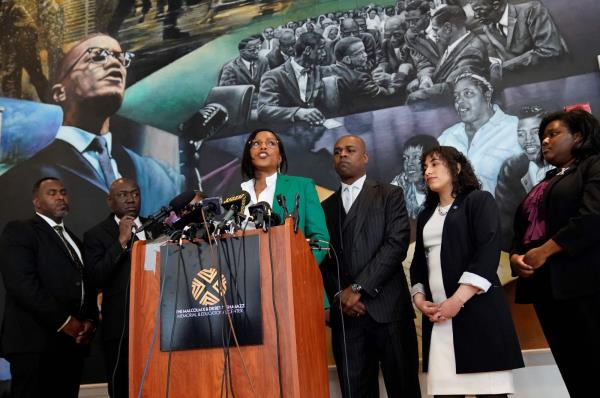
{"left": 0, "top": 34, "right": 184, "bottom": 237}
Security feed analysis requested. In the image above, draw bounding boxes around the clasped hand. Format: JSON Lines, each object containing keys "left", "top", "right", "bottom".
{"left": 335, "top": 286, "right": 366, "bottom": 318}
{"left": 414, "top": 293, "right": 463, "bottom": 323}
{"left": 62, "top": 317, "right": 95, "bottom": 344}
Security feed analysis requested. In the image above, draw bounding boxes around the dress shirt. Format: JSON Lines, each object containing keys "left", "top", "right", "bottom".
{"left": 55, "top": 126, "right": 122, "bottom": 184}
{"left": 340, "top": 174, "right": 366, "bottom": 213}
{"left": 241, "top": 172, "right": 278, "bottom": 219}
{"left": 290, "top": 58, "right": 309, "bottom": 102}
{"left": 241, "top": 57, "right": 255, "bottom": 76}
{"left": 438, "top": 31, "right": 471, "bottom": 66}
{"left": 497, "top": 4, "right": 509, "bottom": 37}
{"left": 36, "top": 212, "right": 84, "bottom": 331}
{"left": 114, "top": 215, "right": 146, "bottom": 242}
{"left": 438, "top": 105, "right": 521, "bottom": 195}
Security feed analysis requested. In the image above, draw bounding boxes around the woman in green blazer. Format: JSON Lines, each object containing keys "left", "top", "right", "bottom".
{"left": 240, "top": 129, "right": 330, "bottom": 265}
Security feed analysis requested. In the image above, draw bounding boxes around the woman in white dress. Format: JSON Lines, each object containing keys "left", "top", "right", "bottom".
{"left": 410, "top": 146, "right": 524, "bottom": 397}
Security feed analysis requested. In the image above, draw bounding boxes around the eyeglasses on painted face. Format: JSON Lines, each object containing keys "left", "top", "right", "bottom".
{"left": 58, "top": 47, "right": 135, "bottom": 81}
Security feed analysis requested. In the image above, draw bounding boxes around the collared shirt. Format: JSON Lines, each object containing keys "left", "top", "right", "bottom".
{"left": 522, "top": 161, "right": 553, "bottom": 193}
{"left": 290, "top": 58, "right": 309, "bottom": 102}
{"left": 438, "top": 104, "right": 521, "bottom": 195}
{"left": 241, "top": 172, "right": 278, "bottom": 219}
{"left": 114, "top": 215, "right": 146, "bottom": 241}
{"left": 340, "top": 174, "right": 366, "bottom": 213}
{"left": 498, "top": 4, "right": 509, "bottom": 36}
{"left": 439, "top": 31, "right": 471, "bottom": 66}
{"left": 36, "top": 212, "right": 84, "bottom": 331}
{"left": 55, "top": 126, "right": 122, "bottom": 183}
{"left": 240, "top": 57, "right": 255, "bottom": 76}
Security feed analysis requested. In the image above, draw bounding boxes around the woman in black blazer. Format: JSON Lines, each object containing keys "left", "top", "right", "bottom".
{"left": 411, "top": 146, "right": 523, "bottom": 398}
{"left": 510, "top": 109, "right": 600, "bottom": 397}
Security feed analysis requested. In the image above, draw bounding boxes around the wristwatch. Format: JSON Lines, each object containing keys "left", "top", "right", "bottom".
{"left": 351, "top": 283, "right": 363, "bottom": 294}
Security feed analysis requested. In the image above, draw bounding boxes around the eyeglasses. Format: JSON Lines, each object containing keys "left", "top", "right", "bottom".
{"left": 57, "top": 47, "right": 135, "bottom": 81}
{"left": 249, "top": 139, "right": 278, "bottom": 149}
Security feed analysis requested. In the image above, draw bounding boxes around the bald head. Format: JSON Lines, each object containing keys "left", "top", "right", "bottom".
{"left": 384, "top": 16, "right": 405, "bottom": 33}
{"left": 340, "top": 18, "right": 360, "bottom": 37}
{"left": 107, "top": 178, "right": 140, "bottom": 217}
{"left": 333, "top": 135, "right": 368, "bottom": 184}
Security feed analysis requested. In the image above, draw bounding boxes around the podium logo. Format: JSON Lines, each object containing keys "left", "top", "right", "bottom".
{"left": 191, "top": 268, "right": 228, "bottom": 306}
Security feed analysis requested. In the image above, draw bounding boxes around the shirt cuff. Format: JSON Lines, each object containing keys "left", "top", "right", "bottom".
{"left": 458, "top": 272, "right": 491, "bottom": 293}
{"left": 57, "top": 315, "right": 72, "bottom": 332}
{"left": 410, "top": 283, "right": 426, "bottom": 297}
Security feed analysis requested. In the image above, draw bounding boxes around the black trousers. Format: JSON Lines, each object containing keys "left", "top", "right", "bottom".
{"left": 533, "top": 292, "right": 600, "bottom": 398}
{"left": 331, "top": 312, "right": 421, "bottom": 398}
{"left": 7, "top": 334, "right": 85, "bottom": 398}
{"left": 104, "top": 338, "right": 129, "bottom": 398}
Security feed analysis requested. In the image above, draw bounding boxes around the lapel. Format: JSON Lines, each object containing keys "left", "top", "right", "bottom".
{"left": 434, "top": 33, "right": 474, "bottom": 79}
{"left": 33, "top": 214, "right": 80, "bottom": 269}
{"left": 543, "top": 165, "right": 576, "bottom": 209}
{"left": 272, "top": 173, "right": 288, "bottom": 219}
{"left": 235, "top": 56, "right": 253, "bottom": 81}
{"left": 51, "top": 140, "right": 108, "bottom": 192}
{"left": 112, "top": 142, "right": 137, "bottom": 182}
{"left": 505, "top": 4, "right": 517, "bottom": 49}
{"left": 344, "top": 179, "right": 376, "bottom": 244}
{"left": 103, "top": 213, "right": 120, "bottom": 239}
{"left": 282, "top": 60, "right": 303, "bottom": 104}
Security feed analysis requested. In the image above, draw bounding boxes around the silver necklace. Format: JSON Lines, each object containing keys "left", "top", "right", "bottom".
{"left": 437, "top": 203, "right": 451, "bottom": 216}
{"left": 556, "top": 166, "right": 570, "bottom": 176}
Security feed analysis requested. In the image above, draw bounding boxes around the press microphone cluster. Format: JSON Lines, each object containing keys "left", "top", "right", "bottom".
{"left": 135, "top": 190, "right": 196, "bottom": 234}
{"left": 276, "top": 193, "right": 301, "bottom": 233}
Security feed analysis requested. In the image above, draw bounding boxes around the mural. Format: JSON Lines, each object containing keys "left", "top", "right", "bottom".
{"left": 2, "top": 0, "right": 600, "bottom": 383}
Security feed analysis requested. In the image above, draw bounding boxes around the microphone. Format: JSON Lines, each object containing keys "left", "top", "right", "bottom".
{"left": 276, "top": 194, "right": 291, "bottom": 219}
{"left": 178, "top": 103, "right": 229, "bottom": 141}
{"left": 136, "top": 190, "right": 196, "bottom": 233}
{"left": 217, "top": 191, "right": 251, "bottom": 230}
{"left": 198, "top": 197, "right": 223, "bottom": 218}
{"left": 248, "top": 201, "right": 281, "bottom": 231}
{"left": 292, "top": 192, "right": 300, "bottom": 233}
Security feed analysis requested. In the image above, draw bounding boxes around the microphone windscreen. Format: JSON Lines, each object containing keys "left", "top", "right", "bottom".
{"left": 222, "top": 191, "right": 251, "bottom": 214}
{"left": 169, "top": 190, "right": 196, "bottom": 211}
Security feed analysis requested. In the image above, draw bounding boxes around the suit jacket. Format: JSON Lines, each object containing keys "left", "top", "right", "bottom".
{"left": 0, "top": 215, "right": 97, "bottom": 355}
{"left": 265, "top": 48, "right": 287, "bottom": 69}
{"left": 320, "top": 179, "right": 414, "bottom": 323}
{"left": 83, "top": 214, "right": 160, "bottom": 342}
{"left": 325, "top": 63, "right": 384, "bottom": 115}
{"left": 407, "top": 32, "right": 489, "bottom": 102}
{"left": 257, "top": 60, "right": 328, "bottom": 123}
{"left": 325, "top": 33, "right": 380, "bottom": 71}
{"left": 219, "top": 56, "right": 269, "bottom": 91}
{"left": 411, "top": 190, "right": 523, "bottom": 373}
{"left": 479, "top": 1, "right": 567, "bottom": 72}
{"left": 405, "top": 31, "right": 440, "bottom": 78}
{"left": 512, "top": 155, "right": 600, "bottom": 302}
{"left": 0, "top": 139, "right": 184, "bottom": 237}
{"left": 268, "top": 174, "right": 330, "bottom": 265}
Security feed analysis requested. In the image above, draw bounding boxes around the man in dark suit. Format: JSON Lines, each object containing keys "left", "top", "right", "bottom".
{"left": 328, "top": 37, "right": 388, "bottom": 115}
{"left": 320, "top": 135, "right": 420, "bottom": 397}
{"left": 265, "top": 29, "right": 295, "bottom": 69}
{"left": 0, "top": 33, "right": 184, "bottom": 237}
{"left": 0, "top": 177, "right": 97, "bottom": 397}
{"left": 219, "top": 34, "right": 270, "bottom": 95}
{"left": 331, "top": 18, "right": 380, "bottom": 72}
{"left": 407, "top": 5, "right": 490, "bottom": 103}
{"left": 469, "top": 0, "right": 567, "bottom": 72}
{"left": 84, "top": 177, "right": 157, "bottom": 398}
{"left": 258, "top": 32, "right": 330, "bottom": 125}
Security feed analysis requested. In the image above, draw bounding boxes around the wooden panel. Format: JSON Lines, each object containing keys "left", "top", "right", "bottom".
{"left": 129, "top": 220, "right": 329, "bottom": 397}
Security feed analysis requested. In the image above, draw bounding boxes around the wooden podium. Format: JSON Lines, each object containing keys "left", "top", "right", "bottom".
{"left": 128, "top": 220, "right": 330, "bottom": 397}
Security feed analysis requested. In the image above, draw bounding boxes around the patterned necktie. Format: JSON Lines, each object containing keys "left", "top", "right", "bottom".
{"left": 89, "top": 135, "right": 116, "bottom": 188}
{"left": 53, "top": 225, "right": 83, "bottom": 269}
{"left": 342, "top": 186, "right": 352, "bottom": 213}
{"left": 249, "top": 62, "right": 256, "bottom": 78}
{"left": 300, "top": 67, "right": 314, "bottom": 102}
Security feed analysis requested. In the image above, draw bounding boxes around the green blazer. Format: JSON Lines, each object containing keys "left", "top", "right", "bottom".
{"left": 271, "top": 173, "right": 330, "bottom": 265}
{"left": 270, "top": 174, "right": 331, "bottom": 308}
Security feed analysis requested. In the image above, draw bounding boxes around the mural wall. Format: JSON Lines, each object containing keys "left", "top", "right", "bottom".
{"left": 1, "top": 0, "right": 600, "bottom": 381}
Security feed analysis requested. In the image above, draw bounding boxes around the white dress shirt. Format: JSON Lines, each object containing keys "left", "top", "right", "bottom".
{"left": 290, "top": 58, "right": 309, "bottom": 102}
{"left": 498, "top": 4, "right": 509, "bottom": 37}
{"left": 241, "top": 172, "right": 278, "bottom": 220}
{"left": 340, "top": 174, "right": 366, "bottom": 213}
{"left": 55, "top": 126, "right": 122, "bottom": 183}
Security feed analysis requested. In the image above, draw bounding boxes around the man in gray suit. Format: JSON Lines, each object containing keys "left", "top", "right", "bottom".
{"left": 469, "top": 0, "right": 567, "bottom": 72}
{"left": 265, "top": 29, "right": 295, "bottom": 69}
{"left": 320, "top": 135, "right": 420, "bottom": 398}
{"left": 257, "top": 32, "right": 329, "bottom": 125}
{"left": 407, "top": 5, "right": 490, "bottom": 103}
{"left": 219, "top": 34, "right": 270, "bottom": 94}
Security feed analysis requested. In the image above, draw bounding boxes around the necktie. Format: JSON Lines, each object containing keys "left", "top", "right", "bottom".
{"left": 89, "top": 135, "right": 116, "bottom": 188}
{"left": 342, "top": 187, "right": 352, "bottom": 213}
{"left": 300, "top": 67, "right": 314, "bottom": 102}
{"left": 53, "top": 225, "right": 83, "bottom": 269}
{"left": 249, "top": 62, "right": 256, "bottom": 78}
{"left": 496, "top": 23, "right": 507, "bottom": 38}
